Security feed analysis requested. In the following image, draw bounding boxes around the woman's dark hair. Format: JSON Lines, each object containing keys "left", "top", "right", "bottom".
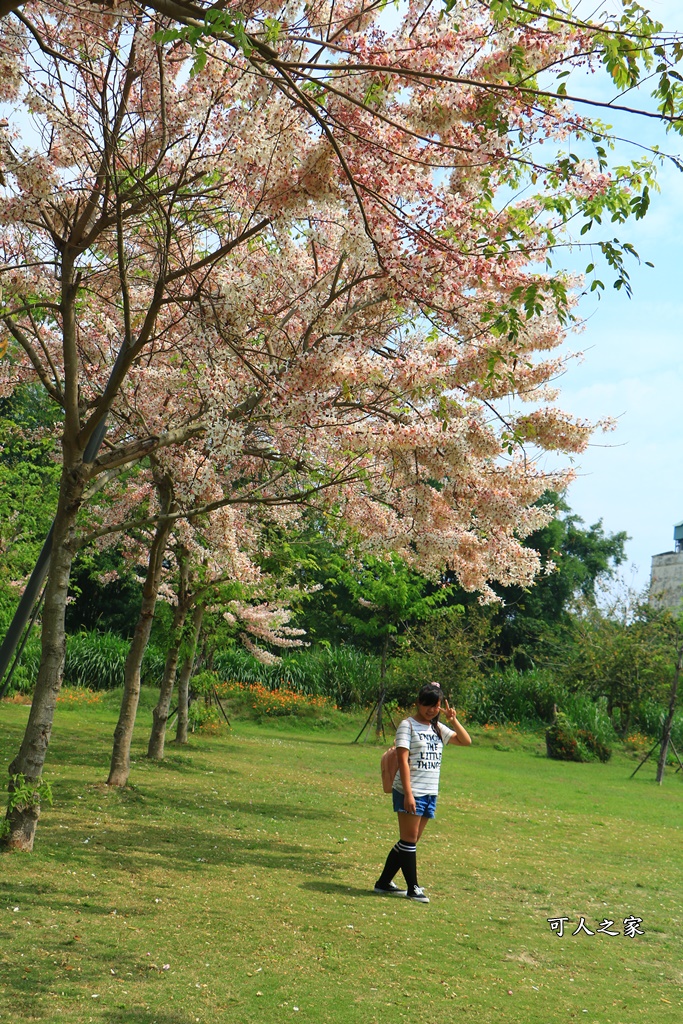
{"left": 417, "top": 682, "right": 445, "bottom": 743}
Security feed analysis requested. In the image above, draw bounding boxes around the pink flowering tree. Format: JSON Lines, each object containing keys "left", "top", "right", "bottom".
{"left": 0, "top": 0, "right": 676, "bottom": 850}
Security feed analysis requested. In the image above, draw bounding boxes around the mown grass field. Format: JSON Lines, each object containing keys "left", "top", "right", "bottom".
{"left": 1, "top": 692, "right": 682, "bottom": 1024}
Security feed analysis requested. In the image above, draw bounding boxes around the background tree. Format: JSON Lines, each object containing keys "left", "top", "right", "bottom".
{"left": 0, "top": 387, "right": 61, "bottom": 622}
{"left": 493, "top": 491, "right": 628, "bottom": 666}
{"left": 547, "top": 597, "right": 679, "bottom": 735}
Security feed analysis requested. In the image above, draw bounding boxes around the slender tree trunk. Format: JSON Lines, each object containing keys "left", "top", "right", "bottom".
{"left": 175, "top": 603, "right": 205, "bottom": 745}
{"left": 146, "top": 610, "right": 187, "bottom": 760}
{"left": 656, "top": 642, "right": 683, "bottom": 784}
{"left": 376, "top": 632, "right": 390, "bottom": 739}
{"left": 147, "top": 554, "right": 191, "bottom": 760}
{"left": 4, "top": 467, "right": 85, "bottom": 851}
{"left": 107, "top": 474, "right": 174, "bottom": 787}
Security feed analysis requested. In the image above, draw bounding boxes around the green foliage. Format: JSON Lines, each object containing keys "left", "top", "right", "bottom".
{"left": 466, "top": 667, "right": 562, "bottom": 726}
{"left": 493, "top": 491, "right": 628, "bottom": 666}
{"left": 191, "top": 669, "right": 221, "bottom": 696}
{"left": 66, "top": 546, "right": 143, "bottom": 637}
{"left": 322, "top": 553, "right": 458, "bottom": 674}
{"left": 397, "top": 604, "right": 495, "bottom": 704}
{"left": 141, "top": 643, "right": 166, "bottom": 688}
{"left": 6, "top": 772, "right": 53, "bottom": 812}
{"left": 382, "top": 651, "right": 441, "bottom": 708}
{"left": 0, "top": 385, "right": 61, "bottom": 622}
{"left": 153, "top": 7, "right": 254, "bottom": 75}
{"left": 0, "top": 628, "right": 41, "bottom": 694}
{"left": 548, "top": 603, "right": 681, "bottom": 733}
{"left": 624, "top": 698, "right": 683, "bottom": 750}
{"left": 576, "top": 730, "right": 612, "bottom": 763}
{"left": 187, "top": 701, "right": 221, "bottom": 732}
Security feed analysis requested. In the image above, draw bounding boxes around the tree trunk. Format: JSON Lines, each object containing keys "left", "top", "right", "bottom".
{"left": 147, "top": 555, "right": 191, "bottom": 760}
{"left": 375, "top": 633, "right": 390, "bottom": 739}
{"left": 107, "top": 474, "right": 174, "bottom": 787}
{"left": 4, "top": 468, "right": 85, "bottom": 851}
{"left": 146, "top": 611, "right": 187, "bottom": 760}
{"left": 175, "top": 603, "right": 205, "bottom": 745}
{"left": 656, "top": 642, "right": 683, "bottom": 784}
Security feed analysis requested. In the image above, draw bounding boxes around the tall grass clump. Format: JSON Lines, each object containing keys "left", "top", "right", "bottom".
{"left": 2, "top": 630, "right": 164, "bottom": 695}
{"left": 466, "top": 667, "right": 562, "bottom": 726}
{"left": 559, "top": 694, "right": 617, "bottom": 746}
{"left": 212, "top": 645, "right": 380, "bottom": 709}
{"left": 64, "top": 631, "right": 128, "bottom": 689}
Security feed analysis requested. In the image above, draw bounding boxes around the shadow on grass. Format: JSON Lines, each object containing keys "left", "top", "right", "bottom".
{"left": 0, "top": 878, "right": 147, "bottom": 920}
{"left": 10, "top": 825, "right": 345, "bottom": 878}
{"left": 258, "top": 734, "right": 377, "bottom": 749}
{"left": 103, "top": 1013, "right": 193, "bottom": 1024}
{"left": 301, "top": 880, "right": 377, "bottom": 898}
{"left": 0, "top": 948, "right": 152, "bottom": 1012}
{"left": 127, "top": 754, "right": 231, "bottom": 776}
{"left": 218, "top": 799, "right": 329, "bottom": 820}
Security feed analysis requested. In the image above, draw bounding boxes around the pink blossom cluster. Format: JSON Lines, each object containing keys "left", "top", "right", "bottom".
{"left": 0, "top": 0, "right": 627, "bottom": 604}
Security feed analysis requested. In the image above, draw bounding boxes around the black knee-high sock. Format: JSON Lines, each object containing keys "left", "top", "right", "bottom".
{"left": 397, "top": 840, "right": 418, "bottom": 890}
{"left": 377, "top": 843, "right": 403, "bottom": 885}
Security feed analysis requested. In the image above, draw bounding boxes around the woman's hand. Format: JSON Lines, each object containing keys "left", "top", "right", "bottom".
{"left": 444, "top": 700, "right": 472, "bottom": 745}
{"left": 444, "top": 699, "right": 458, "bottom": 726}
{"left": 404, "top": 793, "right": 417, "bottom": 815}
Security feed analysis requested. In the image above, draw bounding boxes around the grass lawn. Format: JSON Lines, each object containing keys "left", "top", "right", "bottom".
{"left": 1, "top": 692, "right": 682, "bottom": 1024}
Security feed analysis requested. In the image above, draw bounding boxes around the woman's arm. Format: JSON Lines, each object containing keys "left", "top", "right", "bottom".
{"left": 396, "top": 746, "right": 416, "bottom": 814}
{"left": 443, "top": 700, "right": 472, "bottom": 746}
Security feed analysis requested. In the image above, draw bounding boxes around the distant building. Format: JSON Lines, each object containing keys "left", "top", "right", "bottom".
{"left": 650, "top": 521, "right": 683, "bottom": 611}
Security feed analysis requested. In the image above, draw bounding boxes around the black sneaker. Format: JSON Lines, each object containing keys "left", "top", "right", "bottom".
{"left": 406, "top": 885, "right": 429, "bottom": 903}
{"left": 373, "top": 880, "right": 408, "bottom": 896}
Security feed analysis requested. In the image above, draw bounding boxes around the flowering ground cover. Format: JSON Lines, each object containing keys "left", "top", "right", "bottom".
{"left": 216, "top": 680, "right": 338, "bottom": 717}
{"left": 1, "top": 693, "right": 682, "bottom": 1024}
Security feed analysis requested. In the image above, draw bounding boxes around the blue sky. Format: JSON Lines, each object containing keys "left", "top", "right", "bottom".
{"left": 541, "top": 0, "right": 683, "bottom": 592}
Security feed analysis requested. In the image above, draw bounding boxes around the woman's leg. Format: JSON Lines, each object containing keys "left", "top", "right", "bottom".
{"left": 396, "top": 812, "right": 421, "bottom": 891}
{"left": 398, "top": 812, "right": 421, "bottom": 844}
{"left": 376, "top": 814, "right": 429, "bottom": 891}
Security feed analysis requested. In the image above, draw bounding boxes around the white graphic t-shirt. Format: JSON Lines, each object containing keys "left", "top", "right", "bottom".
{"left": 392, "top": 717, "right": 456, "bottom": 796}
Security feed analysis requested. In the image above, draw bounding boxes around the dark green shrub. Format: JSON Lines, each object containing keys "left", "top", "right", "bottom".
{"left": 577, "top": 729, "right": 612, "bottom": 762}
{"left": 546, "top": 717, "right": 582, "bottom": 761}
{"left": 545, "top": 713, "right": 611, "bottom": 763}
{"left": 560, "top": 695, "right": 615, "bottom": 747}
{"left": 558, "top": 695, "right": 613, "bottom": 761}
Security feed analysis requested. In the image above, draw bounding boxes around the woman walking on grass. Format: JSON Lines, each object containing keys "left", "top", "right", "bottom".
{"left": 374, "top": 683, "right": 471, "bottom": 903}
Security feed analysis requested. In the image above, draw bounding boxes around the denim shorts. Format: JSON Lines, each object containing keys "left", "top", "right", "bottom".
{"left": 392, "top": 789, "right": 437, "bottom": 819}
